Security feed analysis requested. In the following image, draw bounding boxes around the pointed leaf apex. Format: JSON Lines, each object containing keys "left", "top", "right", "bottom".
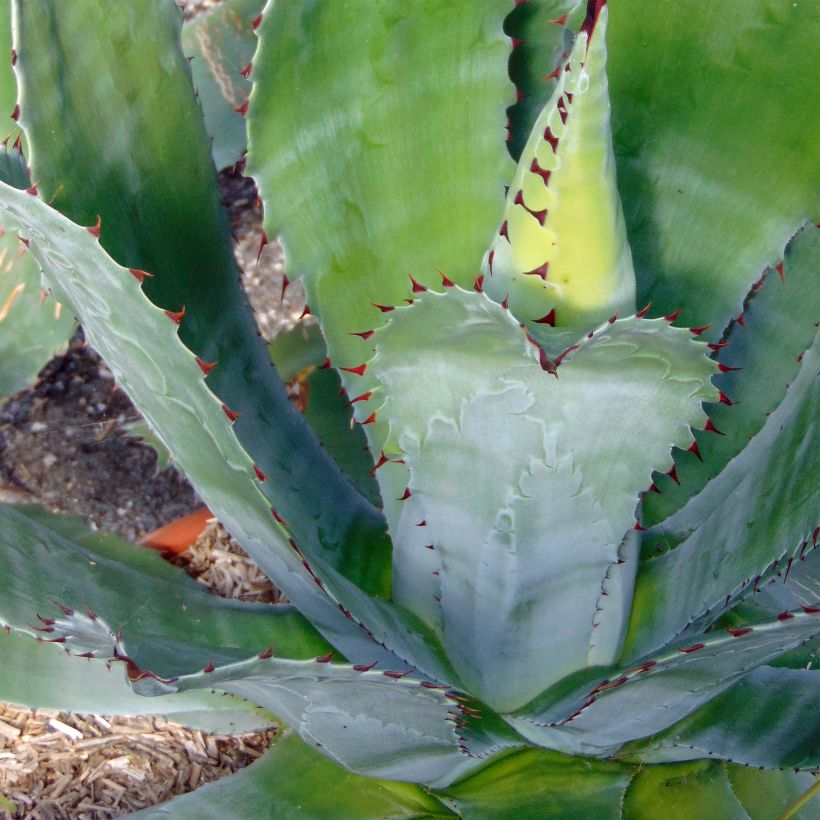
{"left": 704, "top": 418, "right": 724, "bottom": 435}
{"left": 533, "top": 309, "right": 556, "bottom": 326}
{"left": 222, "top": 404, "right": 241, "bottom": 422}
{"left": 128, "top": 268, "right": 155, "bottom": 284}
{"left": 271, "top": 507, "right": 289, "bottom": 527}
{"left": 195, "top": 357, "right": 217, "bottom": 375}
{"left": 408, "top": 274, "right": 427, "bottom": 293}
{"left": 253, "top": 464, "right": 267, "bottom": 481}
{"left": 165, "top": 305, "right": 186, "bottom": 324}
{"left": 87, "top": 215, "right": 102, "bottom": 238}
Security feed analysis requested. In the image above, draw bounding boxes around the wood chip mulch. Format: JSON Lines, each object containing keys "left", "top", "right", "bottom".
{"left": 173, "top": 519, "right": 286, "bottom": 604}
{"left": 0, "top": 704, "right": 276, "bottom": 819}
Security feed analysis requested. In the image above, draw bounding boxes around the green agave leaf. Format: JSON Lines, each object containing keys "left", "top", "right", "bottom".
{"left": 0, "top": 179, "right": 454, "bottom": 683}
{"left": 12, "top": 0, "right": 390, "bottom": 598}
{"left": 267, "top": 320, "right": 326, "bottom": 382}
{"left": 723, "top": 543, "right": 820, "bottom": 638}
{"left": 0, "top": 136, "right": 27, "bottom": 189}
{"left": 625, "top": 332, "right": 819, "bottom": 659}
{"left": 131, "top": 732, "right": 455, "bottom": 819}
{"left": 606, "top": 0, "right": 820, "bottom": 335}
{"left": 504, "top": 1, "right": 580, "bottom": 162}
{"left": 727, "top": 767, "right": 820, "bottom": 820}
{"left": 181, "top": 0, "right": 262, "bottom": 171}
{"left": 439, "top": 748, "right": 633, "bottom": 820}
{"left": 622, "top": 761, "right": 749, "bottom": 820}
{"left": 507, "top": 610, "right": 820, "bottom": 755}
{"left": 484, "top": 4, "right": 636, "bottom": 340}
{"left": 268, "top": 320, "right": 382, "bottom": 506}
{"left": 0, "top": 136, "right": 73, "bottom": 399}
{"left": 302, "top": 363, "right": 382, "bottom": 508}
{"left": 79, "top": 620, "right": 469, "bottom": 788}
{"left": 247, "top": 0, "right": 514, "bottom": 375}
{"left": 0, "top": 224, "right": 74, "bottom": 399}
{"left": 644, "top": 223, "right": 820, "bottom": 525}
{"left": 0, "top": 1, "right": 22, "bottom": 150}
{"left": 367, "top": 287, "right": 715, "bottom": 711}
{"left": 617, "top": 666, "right": 819, "bottom": 771}
{"left": 0, "top": 503, "right": 329, "bottom": 676}
{"left": 0, "top": 630, "right": 273, "bottom": 734}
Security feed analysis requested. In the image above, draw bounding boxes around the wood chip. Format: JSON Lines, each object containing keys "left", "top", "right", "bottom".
{"left": 47, "top": 718, "right": 84, "bottom": 741}
{"left": 0, "top": 703, "right": 277, "bottom": 817}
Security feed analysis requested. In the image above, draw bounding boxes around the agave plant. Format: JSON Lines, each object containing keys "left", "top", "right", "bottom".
{"left": 0, "top": 0, "right": 817, "bottom": 816}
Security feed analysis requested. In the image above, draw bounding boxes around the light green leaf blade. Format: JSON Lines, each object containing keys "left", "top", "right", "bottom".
{"left": 439, "top": 748, "right": 632, "bottom": 820}
{"left": 12, "top": 0, "right": 390, "bottom": 598}
{"left": 618, "top": 666, "right": 820, "bottom": 771}
{"left": 508, "top": 611, "right": 820, "bottom": 755}
{"left": 484, "top": 5, "right": 636, "bottom": 339}
{"left": 644, "top": 223, "right": 820, "bottom": 525}
{"left": 626, "top": 332, "right": 819, "bottom": 659}
{"left": 182, "top": 0, "right": 262, "bottom": 170}
{"left": 607, "top": 0, "right": 820, "bottom": 334}
{"left": 0, "top": 503, "right": 329, "bottom": 676}
{"left": 132, "top": 731, "right": 455, "bottom": 819}
{"left": 0, "top": 630, "right": 272, "bottom": 734}
{"left": 248, "top": 0, "right": 514, "bottom": 374}
{"left": 94, "top": 627, "right": 470, "bottom": 788}
{"left": 368, "top": 288, "right": 715, "bottom": 711}
{"left": 621, "top": 761, "right": 749, "bottom": 820}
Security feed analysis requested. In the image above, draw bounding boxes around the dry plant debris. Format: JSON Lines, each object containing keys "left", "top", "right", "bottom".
{"left": 0, "top": 702, "right": 276, "bottom": 819}
{"left": 173, "top": 518, "right": 286, "bottom": 604}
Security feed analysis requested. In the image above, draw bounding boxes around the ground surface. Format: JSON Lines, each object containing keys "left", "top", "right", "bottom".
{"left": 0, "top": 159, "right": 303, "bottom": 817}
